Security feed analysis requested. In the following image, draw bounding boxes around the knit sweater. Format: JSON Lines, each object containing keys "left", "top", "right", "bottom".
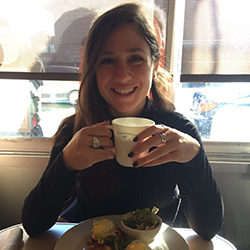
{"left": 22, "top": 100, "right": 223, "bottom": 240}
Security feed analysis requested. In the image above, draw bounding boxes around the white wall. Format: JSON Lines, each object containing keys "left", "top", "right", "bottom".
{"left": 0, "top": 154, "right": 49, "bottom": 228}
{"left": 212, "top": 162, "right": 250, "bottom": 250}
{"left": 0, "top": 138, "right": 52, "bottom": 229}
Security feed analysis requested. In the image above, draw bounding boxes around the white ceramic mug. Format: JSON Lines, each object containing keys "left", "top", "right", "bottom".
{"left": 111, "top": 117, "right": 155, "bottom": 167}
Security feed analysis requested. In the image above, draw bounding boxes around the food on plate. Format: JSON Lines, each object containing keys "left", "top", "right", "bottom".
{"left": 125, "top": 240, "right": 151, "bottom": 250}
{"left": 91, "top": 218, "right": 117, "bottom": 241}
{"left": 88, "top": 244, "right": 112, "bottom": 250}
{"left": 87, "top": 218, "right": 135, "bottom": 250}
{"left": 120, "top": 208, "right": 162, "bottom": 244}
{"left": 121, "top": 208, "right": 160, "bottom": 230}
{"left": 87, "top": 210, "right": 158, "bottom": 250}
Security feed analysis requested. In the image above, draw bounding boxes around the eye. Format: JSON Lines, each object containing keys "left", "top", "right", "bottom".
{"left": 99, "top": 57, "right": 115, "bottom": 65}
{"left": 129, "top": 55, "right": 144, "bottom": 64}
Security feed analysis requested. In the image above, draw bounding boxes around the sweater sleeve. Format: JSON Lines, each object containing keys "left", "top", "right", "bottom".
{"left": 179, "top": 149, "right": 224, "bottom": 240}
{"left": 173, "top": 113, "right": 224, "bottom": 240}
{"left": 22, "top": 142, "right": 77, "bottom": 237}
{"left": 157, "top": 111, "right": 224, "bottom": 240}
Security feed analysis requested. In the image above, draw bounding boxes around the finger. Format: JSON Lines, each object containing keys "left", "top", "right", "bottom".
{"left": 133, "top": 140, "right": 178, "bottom": 167}
{"left": 75, "top": 148, "right": 115, "bottom": 170}
{"left": 131, "top": 128, "right": 174, "bottom": 157}
{"left": 80, "top": 125, "right": 113, "bottom": 138}
{"left": 135, "top": 124, "right": 169, "bottom": 142}
{"left": 88, "top": 135, "right": 113, "bottom": 148}
{"left": 92, "top": 120, "right": 111, "bottom": 127}
{"left": 63, "top": 141, "right": 115, "bottom": 170}
{"left": 69, "top": 129, "right": 113, "bottom": 151}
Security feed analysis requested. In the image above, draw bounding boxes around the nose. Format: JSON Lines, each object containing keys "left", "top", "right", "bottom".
{"left": 113, "top": 62, "right": 132, "bottom": 82}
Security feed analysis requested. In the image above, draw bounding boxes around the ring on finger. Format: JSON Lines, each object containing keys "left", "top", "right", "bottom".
{"left": 160, "top": 132, "right": 167, "bottom": 143}
{"left": 92, "top": 136, "right": 101, "bottom": 148}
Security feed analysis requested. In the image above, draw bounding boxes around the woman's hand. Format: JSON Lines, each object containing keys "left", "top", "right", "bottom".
{"left": 63, "top": 121, "right": 115, "bottom": 171}
{"left": 129, "top": 124, "right": 201, "bottom": 167}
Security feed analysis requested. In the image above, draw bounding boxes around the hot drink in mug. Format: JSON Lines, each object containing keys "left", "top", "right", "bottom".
{"left": 111, "top": 117, "right": 155, "bottom": 167}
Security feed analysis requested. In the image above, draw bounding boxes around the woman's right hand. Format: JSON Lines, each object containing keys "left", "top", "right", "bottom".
{"left": 62, "top": 120, "right": 115, "bottom": 171}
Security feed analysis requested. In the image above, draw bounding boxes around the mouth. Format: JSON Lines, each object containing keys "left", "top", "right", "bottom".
{"left": 112, "top": 87, "right": 137, "bottom": 95}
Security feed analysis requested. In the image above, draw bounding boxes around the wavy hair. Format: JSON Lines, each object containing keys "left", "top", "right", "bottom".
{"left": 55, "top": 3, "right": 175, "bottom": 139}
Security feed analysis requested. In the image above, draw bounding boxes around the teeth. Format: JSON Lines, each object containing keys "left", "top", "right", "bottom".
{"left": 114, "top": 88, "right": 135, "bottom": 94}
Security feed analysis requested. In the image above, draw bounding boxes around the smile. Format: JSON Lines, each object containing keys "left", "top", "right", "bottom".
{"left": 112, "top": 87, "right": 136, "bottom": 95}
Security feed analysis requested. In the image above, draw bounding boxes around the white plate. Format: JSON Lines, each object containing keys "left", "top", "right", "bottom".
{"left": 54, "top": 215, "right": 189, "bottom": 250}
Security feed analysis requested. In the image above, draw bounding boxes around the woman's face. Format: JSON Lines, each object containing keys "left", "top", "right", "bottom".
{"left": 95, "top": 23, "right": 156, "bottom": 117}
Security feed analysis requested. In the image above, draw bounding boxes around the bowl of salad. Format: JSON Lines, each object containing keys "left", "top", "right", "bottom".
{"left": 120, "top": 208, "right": 162, "bottom": 244}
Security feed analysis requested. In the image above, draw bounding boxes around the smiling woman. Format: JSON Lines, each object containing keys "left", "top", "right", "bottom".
{"left": 21, "top": 3, "right": 223, "bottom": 245}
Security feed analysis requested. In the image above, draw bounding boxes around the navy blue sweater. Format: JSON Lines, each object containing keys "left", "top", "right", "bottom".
{"left": 22, "top": 100, "right": 223, "bottom": 240}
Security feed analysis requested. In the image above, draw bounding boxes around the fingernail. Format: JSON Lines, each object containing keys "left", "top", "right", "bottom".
{"left": 133, "top": 161, "right": 138, "bottom": 167}
{"left": 128, "top": 152, "right": 134, "bottom": 158}
{"left": 133, "top": 136, "right": 138, "bottom": 142}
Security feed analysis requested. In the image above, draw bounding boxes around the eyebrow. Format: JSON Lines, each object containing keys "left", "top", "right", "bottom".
{"left": 101, "top": 48, "right": 146, "bottom": 55}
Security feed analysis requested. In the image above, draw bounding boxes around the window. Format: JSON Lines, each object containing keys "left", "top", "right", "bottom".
{"left": 181, "top": 0, "right": 250, "bottom": 74}
{"left": 169, "top": 0, "right": 250, "bottom": 142}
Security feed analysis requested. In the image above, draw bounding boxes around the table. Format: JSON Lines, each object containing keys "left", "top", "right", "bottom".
{"left": 0, "top": 223, "right": 237, "bottom": 250}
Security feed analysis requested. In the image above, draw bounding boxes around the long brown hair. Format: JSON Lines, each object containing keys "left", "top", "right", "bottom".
{"left": 55, "top": 3, "right": 175, "bottom": 140}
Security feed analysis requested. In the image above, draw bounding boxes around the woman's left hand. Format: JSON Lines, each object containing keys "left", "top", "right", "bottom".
{"left": 129, "top": 124, "right": 201, "bottom": 167}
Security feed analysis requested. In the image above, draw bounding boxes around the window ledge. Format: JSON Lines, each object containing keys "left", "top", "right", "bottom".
{"left": 0, "top": 138, "right": 250, "bottom": 164}
{"left": 0, "top": 137, "right": 53, "bottom": 154}
{"left": 204, "top": 141, "right": 250, "bottom": 164}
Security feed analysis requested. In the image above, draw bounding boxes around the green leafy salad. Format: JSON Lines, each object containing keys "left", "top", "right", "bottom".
{"left": 121, "top": 208, "right": 160, "bottom": 230}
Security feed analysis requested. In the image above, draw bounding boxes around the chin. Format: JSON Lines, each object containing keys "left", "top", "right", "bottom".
{"left": 109, "top": 101, "right": 144, "bottom": 117}
{"left": 116, "top": 108, "right": 140, "bottom": 117}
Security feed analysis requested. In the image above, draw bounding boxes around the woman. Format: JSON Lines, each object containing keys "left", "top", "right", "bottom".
{"left": 22, "top": 3, "right": 223, "bottom": 240}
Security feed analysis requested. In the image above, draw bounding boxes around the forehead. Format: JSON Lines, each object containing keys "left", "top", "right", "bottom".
{"left": 101, "top": 23, "right": 150, "bottom": 53}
